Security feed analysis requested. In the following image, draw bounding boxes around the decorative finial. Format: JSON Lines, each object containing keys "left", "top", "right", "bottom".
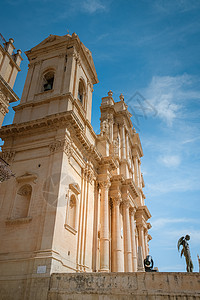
{"left": 119, "top": 93, "right": 124, "bottom": 101}
{"left": 108, "top": 90, "right": 113, "bottom": 97}
{"left": 9, "top": 38, "right": 14, "bottom": 44}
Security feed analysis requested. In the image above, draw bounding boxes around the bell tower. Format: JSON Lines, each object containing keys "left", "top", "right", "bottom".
{"left": 14, "top": 33, "right": 98, "bottom": 124}
{"left": 0, "top": 33, "right": 100, "bottom": 299}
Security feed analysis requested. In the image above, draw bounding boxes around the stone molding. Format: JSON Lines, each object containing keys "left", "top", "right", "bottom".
{"left": 0, "top": 111, "right": 101, "bottom": 162}
{"left": 5, "top": 216, "right": 32, "bottom": 225}
{"left": 16, "top": 172, "right": 37, "bottom": 183}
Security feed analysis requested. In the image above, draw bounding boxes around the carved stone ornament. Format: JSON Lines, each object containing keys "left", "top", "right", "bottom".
{"left": 98, "top": 180, "right": 111, "bottom": 190}
{"left": 17, "top": 184, "right": 32, "bottom": 196}
{"left": 129, "top": 207, "right": 136, "bottom": 216}
{"left": 1, "top": 150, "right": 15, "bottom": 163}
{"left": 122, "top": 199, "right": 130, "bottom": 208}
{"left": 49, "top": 138, "right": 72, "bottom": 158}
{"left": 0, "top": 157, "right": 14, "bottom": 182}
{"left": 112, "top": 138, "right": 119, "bottom": 156}
{"left": 84, "top": 163, "right": 95, "bottom": 184}
{"left": 111, "top": 192, "right": 122, "bottom": 206}
{"left": 100, "top": 120, "right": 109, "bottom": 136}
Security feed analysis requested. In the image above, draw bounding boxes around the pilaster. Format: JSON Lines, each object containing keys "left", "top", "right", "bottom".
{"left": 99, "top": 179, "right": 111, "bottom": 272}
{"left": 111, "top": 193, "right": 123, "bottom": 272}
{"left": 122, "top": 198, "right": 132, "bottom": 272}
{"left": 130, "top": 207, "right": 137, "bottom": 272}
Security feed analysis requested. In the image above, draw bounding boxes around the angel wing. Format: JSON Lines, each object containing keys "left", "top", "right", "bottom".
{"left": 177, "top": 236, "right": 184, "bottom": 252}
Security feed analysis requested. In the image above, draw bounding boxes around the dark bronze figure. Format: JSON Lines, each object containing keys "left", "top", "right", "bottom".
{"left": 177, "top": 235, "right": 193, "bottom": 272}
{"left": 144, "top": 255, "right": 154, "bottom": 272}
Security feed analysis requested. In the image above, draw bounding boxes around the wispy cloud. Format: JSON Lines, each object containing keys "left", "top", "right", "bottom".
{"left": 154, "top": 0, "right": 200, "bottom": 14}
{"left": 146, "top": 175, "right": 200, "bottom": 196}
{"left": 152, "top": 218, "right": 200, "bottom": 230}
{"left": 82, "top": 0, "right": 106, "bottom": 13}
{"left": 144, "top": 74, "right": 200, "bottom": 126}
{"left": 158, "top": 155, "right": 181, "bottom": 168}
{"left": 181, "top": 136, "right": 200, "bottom": 145}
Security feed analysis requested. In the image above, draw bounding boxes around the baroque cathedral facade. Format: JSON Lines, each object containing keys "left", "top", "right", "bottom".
{"left": 0, "top": 33, "right": 151, "bottom": 290}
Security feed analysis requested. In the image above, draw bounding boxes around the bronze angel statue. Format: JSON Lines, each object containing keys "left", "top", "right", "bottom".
{"left": 177, "top": 235, "right": 193, "bottom": 272}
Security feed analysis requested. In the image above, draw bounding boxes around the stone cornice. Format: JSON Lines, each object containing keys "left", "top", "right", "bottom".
{"left": 122, "top": 178, "right": 140, "bottom": 199}
{"left": 135, "top": 205, "right": 151, "bottom": 222}
{"left": 110, "top": 174, "right": 125, "bottom": 183}
{"left": 0, "top": 111, "right": 102, "bottom": 163}
{"left": 13, "top": 92, "right": 74, "bottom": 111}
{"left": 101, "top": 156, "right": 119, "bottom": 170}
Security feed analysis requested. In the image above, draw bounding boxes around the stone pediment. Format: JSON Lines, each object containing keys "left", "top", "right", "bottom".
{"left": 28, "top": 34, "right": 69, "bottom": 53}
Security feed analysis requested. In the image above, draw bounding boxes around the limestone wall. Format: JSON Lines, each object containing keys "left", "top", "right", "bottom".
{"left": 48, "top": 272, "right": 200, "bottom": 300}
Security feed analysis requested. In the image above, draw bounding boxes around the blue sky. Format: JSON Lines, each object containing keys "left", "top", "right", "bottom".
{"left": 1, "top": 0, "right": 200, "bottom": 272}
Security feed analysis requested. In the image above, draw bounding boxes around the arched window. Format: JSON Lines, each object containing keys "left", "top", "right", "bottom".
{"left": 42, "top": 71, "right": 54, "bottom": 92}
{"left": 12, "top": 184, "right": 32, "bottom": 219}
{"left": 77, "top": 79, "right": 86, "bottom": 105}
{"left": 68, "top": 194, "right": 77, "bottom": 229}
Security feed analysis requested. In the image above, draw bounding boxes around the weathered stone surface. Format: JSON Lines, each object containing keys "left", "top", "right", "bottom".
{"left": 47, "top": 272, "right": 200, "bottom": 300}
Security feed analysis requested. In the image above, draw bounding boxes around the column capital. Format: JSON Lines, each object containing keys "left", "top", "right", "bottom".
{"left": 122, "top": 199, "right": 130, "bottom": 208}
{"left": 110, "top": 192, "right": 122, "bottom": 206}
{"left": 99, "top": 180, "right": 111, "bottom": 190}
{"left": 129, "top": 207, "right": 136, "bottom": 216}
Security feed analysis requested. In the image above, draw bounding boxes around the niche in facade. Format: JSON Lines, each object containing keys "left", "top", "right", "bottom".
{"left": 65, "top": 183, "right": 80, "bottom": 234}
{"left": 12, "top": 184, "right": 32, "bottom": 219}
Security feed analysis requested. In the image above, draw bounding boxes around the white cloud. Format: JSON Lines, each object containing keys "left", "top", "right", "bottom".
{"left": 154, "top": 0, "right": 200, "bottom": 14}
{"left": 146, "top": 175, "right": 200, "bottom": 196}
{"left": 144, "top": 74, "right": 200, "bottom": 126}
{"left": 151, "top": 218, "right": 200, "bottom": 230}
{"left": 82, "top": 0, "right": 106, "bottom": 13}
{"left": 158, "top": 155, "right": 181, "bottom": 168}
{"left": 181, "top": 136, "right": 200, "bottom": 145}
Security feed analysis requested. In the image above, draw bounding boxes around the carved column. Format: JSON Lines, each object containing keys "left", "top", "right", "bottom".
{"left": 122, "top": 199, "right": 132, "bottom": 272}
{"left": 144, "top": 228, "right": 148, "bottom": 258}
{"left": 130, "top": 207, "right": 137, "bottom": 272}
{"left": 133, "top": 155, "right": 139, "bottom": 187}
{"left": 120, "top": 124, "right": 126, "bottom": 160}
{"left": 126, "top": 133, "right": 130, "bottom": 162}
{"left": 137, "top": 224, "right": 146, "bottom": 261}
{"left": 138, "top": 158, "right": 142, "bottom": 189}
{"left": 99, "top": 180, "right": 111, "bottom": 272}
{"left": 111, "top": 195, "right": 123, "bottom": 272}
